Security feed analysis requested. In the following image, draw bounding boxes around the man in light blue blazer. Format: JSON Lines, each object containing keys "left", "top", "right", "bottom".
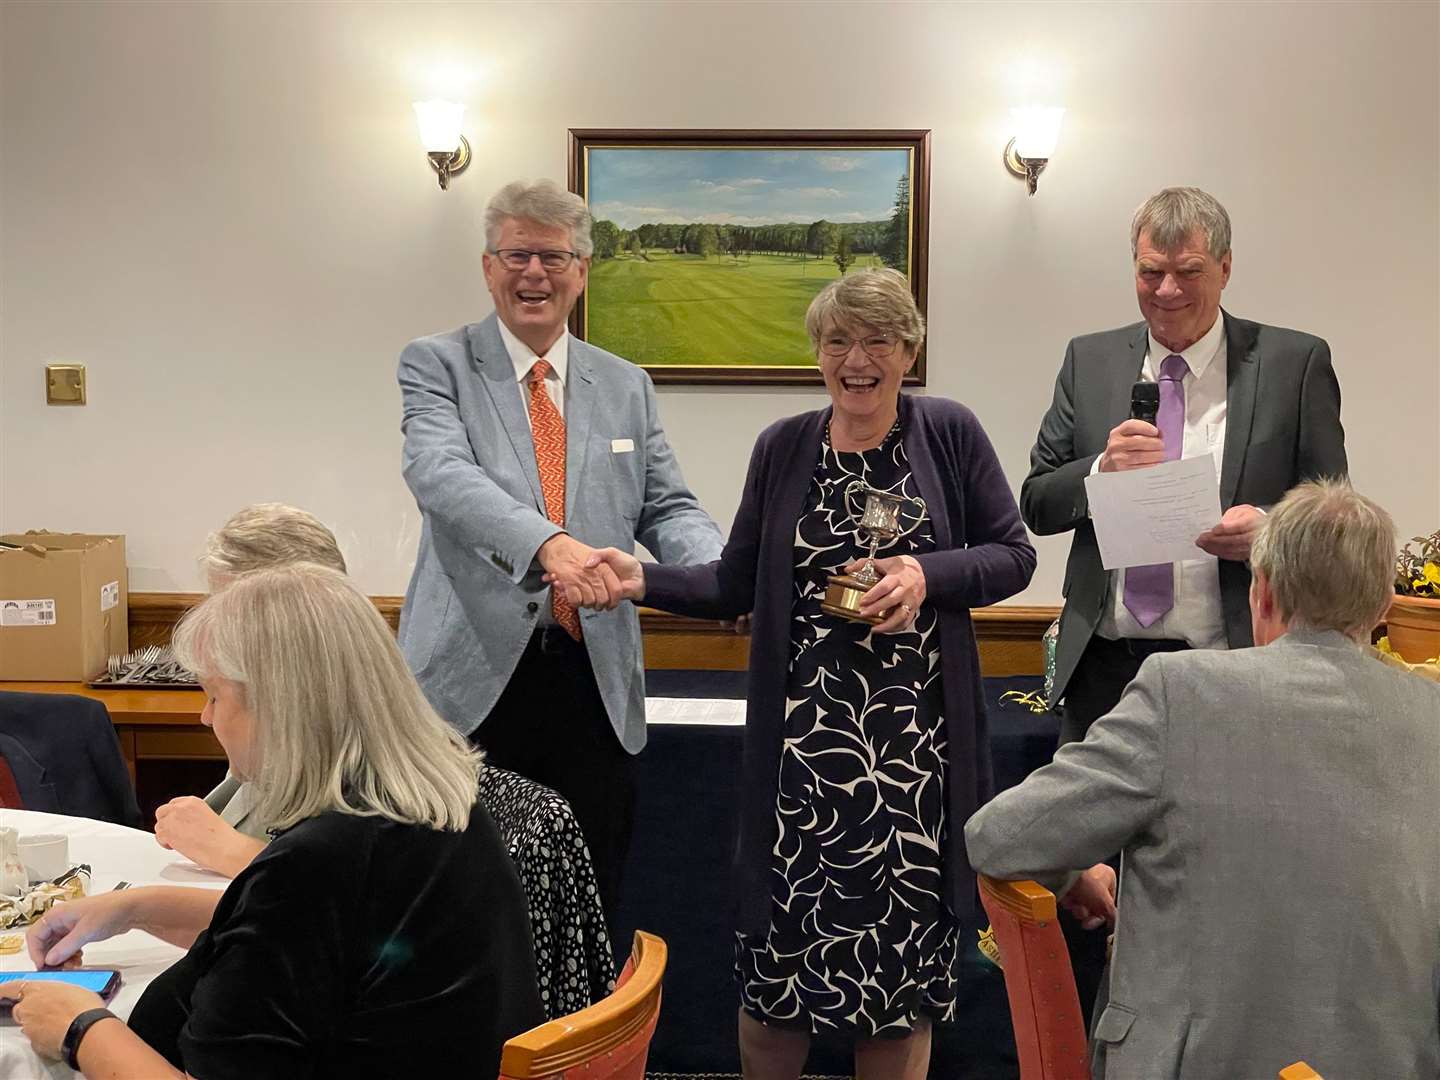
{"left": 397, "top": 179, "right": 723, "bottom": 912}
{"left": 966, "top": 480, "right": 1440, "bottom": 1080}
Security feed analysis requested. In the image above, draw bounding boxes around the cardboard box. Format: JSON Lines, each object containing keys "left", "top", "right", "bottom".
{"left": 0, "top": 533, "right": 128, "bottom": 681}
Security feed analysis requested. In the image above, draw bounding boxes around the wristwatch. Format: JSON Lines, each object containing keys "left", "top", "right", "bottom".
{"left": 62, "top": 1007, "right": 117, "bottom": 1070}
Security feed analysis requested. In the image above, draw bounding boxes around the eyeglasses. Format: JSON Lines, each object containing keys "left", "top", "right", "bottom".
{"left": 819, "top": 332, "right": 901, "bottom": 358}
{"left": 491, "top": 248, "right": 580, "bottom": 272}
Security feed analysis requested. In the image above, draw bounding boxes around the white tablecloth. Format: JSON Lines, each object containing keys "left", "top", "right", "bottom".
{"left": 0, "top": 809, "right": 228, "bottom": 1080}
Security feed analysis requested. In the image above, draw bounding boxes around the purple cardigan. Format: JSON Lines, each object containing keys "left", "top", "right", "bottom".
{"left": 645, "top": 394, "right": 1037, "bottom": 931}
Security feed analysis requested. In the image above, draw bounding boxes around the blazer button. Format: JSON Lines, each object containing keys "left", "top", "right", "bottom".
{"left": 526, "top": 602, "right": 539, "bottom": 614}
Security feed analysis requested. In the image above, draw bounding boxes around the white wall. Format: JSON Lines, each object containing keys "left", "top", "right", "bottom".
{"left": 2, "top": 1, "right": 1436, "bottom": 597}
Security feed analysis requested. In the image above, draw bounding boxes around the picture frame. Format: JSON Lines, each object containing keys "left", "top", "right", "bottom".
{"left": 568, "top": 129, "right": 930, "bottom": 386}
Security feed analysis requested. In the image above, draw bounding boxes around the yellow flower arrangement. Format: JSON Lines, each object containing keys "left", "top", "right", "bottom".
{"left": 1395, "top": 529, "right": 1440, "bottom": 599}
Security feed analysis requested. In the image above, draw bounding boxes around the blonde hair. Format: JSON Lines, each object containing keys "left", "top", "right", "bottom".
{"left": 202, "top": 504, "right": 346, "bottom": 588}
{"left": 804, "top": 267, "right": 925, "bottom": 352}
{"left": 1250, "top": 478, "right": 1396, "bottom": 640}
{"left": 173, "top": 563, "right": 480, "bottom": 832}
{"left": 485, "top": 179, "right": 594, "bottom": 258}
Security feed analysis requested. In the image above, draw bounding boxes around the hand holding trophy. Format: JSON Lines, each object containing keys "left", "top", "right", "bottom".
{"left": 821, "top": 481, "right": 927, "bottom": 624}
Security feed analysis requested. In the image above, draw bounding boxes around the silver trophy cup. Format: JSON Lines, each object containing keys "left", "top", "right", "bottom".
{"left": 820, "top": 481, "right": 927, "bottom": 623}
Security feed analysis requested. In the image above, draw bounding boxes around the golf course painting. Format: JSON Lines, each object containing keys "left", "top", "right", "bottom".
{"left": 568, "top": 130, "right": 930, "bottom": 385}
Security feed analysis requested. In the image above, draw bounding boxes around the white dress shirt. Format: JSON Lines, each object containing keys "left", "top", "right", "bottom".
{"left": 1095, "top": 313, "right": 1228, "bottom": 648}
{"left": 497, "top": 317, "right": 568, "bottom": 423}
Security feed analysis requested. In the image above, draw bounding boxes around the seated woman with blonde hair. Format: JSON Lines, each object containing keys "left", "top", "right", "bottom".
{"left": 1, "top": 563, "right": 543, "bottom": 1077}
{"left": 153, "top": 502, "right": 350, "bottom": 877}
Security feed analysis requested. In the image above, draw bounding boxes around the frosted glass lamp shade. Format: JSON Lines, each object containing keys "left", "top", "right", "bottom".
{"left": 1010, "top": 107, "right": 1065, "bottom": 160}
{"left": 413, "top": 100, "right": 466, "bottom": 153}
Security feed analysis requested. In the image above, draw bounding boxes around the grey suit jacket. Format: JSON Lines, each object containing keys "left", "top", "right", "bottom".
{"left": 1021, "top": 312, "right": 1347, "bottom": 705}
{"left": 966, "top": 630, "right": 1440, "bottom": 1080}
{"left": 203, "top": 775, "right": 268, "bottom": 841}
{"left": 396, "top": 314, "right": 723, "bottom": 751}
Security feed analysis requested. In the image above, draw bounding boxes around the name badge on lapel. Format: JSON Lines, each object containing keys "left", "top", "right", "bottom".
{"left": 611, "top": 438, "right": 635, "bottom": 453}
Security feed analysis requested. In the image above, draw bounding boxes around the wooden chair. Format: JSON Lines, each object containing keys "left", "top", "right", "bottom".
{"left": 498, "top": 930, "right": 667, "bottom": 1080}
{"left": 979, "top": 875, "right": 1090, "bottom": 1080}
{"left": 1279, "top": 1064, "right": 1323, "bottom": 1079}
{"left": 0, "top": 753, "right": 23, "bottom": 809}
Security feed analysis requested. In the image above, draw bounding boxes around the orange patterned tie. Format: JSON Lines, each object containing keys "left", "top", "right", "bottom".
{"left": 528, "top": 359, "right": 581, "bottom": 640}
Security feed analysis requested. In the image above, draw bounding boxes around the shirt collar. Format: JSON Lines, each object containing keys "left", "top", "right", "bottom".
{"left": 1147, "top": 311, "right": 1225, "bottom": 380}
{"left": 497, "top": 318, "right": 569, "bottom": 388}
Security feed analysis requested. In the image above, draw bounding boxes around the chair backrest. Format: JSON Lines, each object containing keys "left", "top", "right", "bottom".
{"left": 0, "top": 691, "right": 140, "bottom": 825}
{"left": 498, "top": 930, "right": 666, "bottom": 1080}
{"left": 979, "top": 875, "right": 1091, "bottom": 1080}
{"left": 1279, "top": 1064, "right": 1324, "bottom": 1079}
{"left": 477, "top": 765, "right": 616, "bottom": 1018}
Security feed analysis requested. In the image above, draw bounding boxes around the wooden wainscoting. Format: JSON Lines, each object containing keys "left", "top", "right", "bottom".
{"left": 129, "top": 593, "right": 1057, "bottom": 676}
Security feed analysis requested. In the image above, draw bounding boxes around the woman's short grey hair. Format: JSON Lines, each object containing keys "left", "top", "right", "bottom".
{"left": 173, "top": 563, "right": 482, "bottom": 832}
{"left": 201, "top": 503, "right": 346, "bottom": 588}
{"left": 1130, "top": 187, "right": 1232, "bottom": 262}
{"left": 804, "top": 268, "right": 926, "bottom": 352}
{"left": 1249, "top": 478, "right": 1396, "bottom": 639}
{"left": 484, "top": 179, "right": 594, "bottom": 258}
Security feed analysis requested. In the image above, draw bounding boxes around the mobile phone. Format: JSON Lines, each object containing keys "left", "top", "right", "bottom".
{"left": 0, "top": 969, "right": 122, "bottom": 1005}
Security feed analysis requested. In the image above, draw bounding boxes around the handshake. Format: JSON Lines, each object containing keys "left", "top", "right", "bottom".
{"left": 538, "top": 534, "right": 646, "bottom": 611}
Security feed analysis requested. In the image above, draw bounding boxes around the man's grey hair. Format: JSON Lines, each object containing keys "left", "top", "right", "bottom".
{"left": 1249, "top": 478, "right": 1397, "bottom": 640}
{"left": 484, "top": 179, "right": 594, "bottom": 258}
{"left": 1130, "top": 187, "right": 1232, "bottom": 262}
{"left": 173, "top": 563, "right": 483, "bottom": 833}
{"left": 202, "top": 503, "right": 346, "bottom": 589}
{"left": 804, "top": 268, "right": 926, "bottom": 352}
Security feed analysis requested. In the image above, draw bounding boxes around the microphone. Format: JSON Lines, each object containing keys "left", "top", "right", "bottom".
{"left": 1129, "top": 381, "right": 1159, "bottom": 426}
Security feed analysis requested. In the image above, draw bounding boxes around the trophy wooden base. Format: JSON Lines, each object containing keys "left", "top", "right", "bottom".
{"left": 820, "top": 573, "right": 884, "bottom": 625}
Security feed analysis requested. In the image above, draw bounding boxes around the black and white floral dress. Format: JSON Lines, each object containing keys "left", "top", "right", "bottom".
{"left": 734, "top": 420, "right": 961, "bottom": 1037}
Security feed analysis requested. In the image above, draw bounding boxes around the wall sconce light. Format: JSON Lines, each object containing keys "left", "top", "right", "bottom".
{"left": 1004, "top": 107, "right": 1065, "bottom": 196}
{"left": 413, "top": 100, "right": 471, "bottom": 191}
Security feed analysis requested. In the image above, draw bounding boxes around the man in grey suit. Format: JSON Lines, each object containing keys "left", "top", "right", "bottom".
{"left": 397, "top": 179, "right": 723, "bottom": 912}
{"left": 966, "top": 480, "right": 1440, "bottom": 1080}
{"left": 1022, "top": 187, "right": 1348, "bottom": 749}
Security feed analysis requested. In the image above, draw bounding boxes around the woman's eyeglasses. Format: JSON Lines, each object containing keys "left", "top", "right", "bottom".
{"left": 819, "top": 333, "right": 901, "bottom": 358}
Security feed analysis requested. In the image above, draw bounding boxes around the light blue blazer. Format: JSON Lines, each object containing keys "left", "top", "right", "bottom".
{"left": 396, "top": 314, "right": 723, "bottom": 752}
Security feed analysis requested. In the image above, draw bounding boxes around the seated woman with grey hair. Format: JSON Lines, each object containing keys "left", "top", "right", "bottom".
{"left": 152, "top": 503, "right": 350, "bottom": 878}
{"left": 574, "top": 268, "right": 1036, "bottom": 1078}
{"left": 2, "top": 563, "right": 543, "bottom": 1077}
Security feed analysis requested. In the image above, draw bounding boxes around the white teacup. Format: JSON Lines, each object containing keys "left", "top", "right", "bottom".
{"left": 18, "top": 833, "right": 69, "bottom": 883}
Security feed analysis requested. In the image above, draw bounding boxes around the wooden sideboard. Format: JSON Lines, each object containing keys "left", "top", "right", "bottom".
{"left": 0, "top": 682, "right": 208, "bottom": 783}
{"left": 5, "top": 594, "right": 1058, "bottom": 782}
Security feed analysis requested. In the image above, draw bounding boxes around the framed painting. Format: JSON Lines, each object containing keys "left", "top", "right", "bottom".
{"left": 568, "top": 129, "right": 930, "bottom": 386}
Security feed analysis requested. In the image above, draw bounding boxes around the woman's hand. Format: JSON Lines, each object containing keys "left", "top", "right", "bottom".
{"left": 154, "top": 796, "right": 264, "bottom": 877}
{"left": 576, "top": 548, "right": 647, "bottom": 604}
{"left": 0, "top": 980, "right": 108, "bottom": 1060}
{"left": 846, "top": 554, "right": 927, "bottom": 634}
{"left": 27, "top": 890, "right": 137, "bottom": 968}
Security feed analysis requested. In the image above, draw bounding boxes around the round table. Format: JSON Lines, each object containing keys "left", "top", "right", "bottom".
{"left": 0, "top": 809, "right": 229, "bottom": 1080}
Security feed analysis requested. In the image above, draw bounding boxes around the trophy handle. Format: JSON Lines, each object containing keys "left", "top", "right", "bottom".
{"left": 894, "top": 493, "right": 928, "bottom": 542}
{"left": 842, "top": 480, "right": 870, "bottom": 526}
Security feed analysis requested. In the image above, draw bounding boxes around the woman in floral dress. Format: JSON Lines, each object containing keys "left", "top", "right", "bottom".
{"left": 576, "top": 269, "right": 1035, "bottom": 1079}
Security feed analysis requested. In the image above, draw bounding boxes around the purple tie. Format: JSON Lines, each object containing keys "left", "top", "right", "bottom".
{"left": 1123, "top": 353, "right": 1188, "bottom": 628}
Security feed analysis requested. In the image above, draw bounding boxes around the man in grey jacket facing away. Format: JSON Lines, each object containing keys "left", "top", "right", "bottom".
{"left": 966, "top": 479, "right": 1440, "bottom": 1080}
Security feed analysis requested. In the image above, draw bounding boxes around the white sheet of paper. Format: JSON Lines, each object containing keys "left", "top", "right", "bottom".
{"left": 644, "top": 697, "right": 745, "bottom": 726}
{"left": 1083, "top": 456, "right": 1222, "bottom": 570}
